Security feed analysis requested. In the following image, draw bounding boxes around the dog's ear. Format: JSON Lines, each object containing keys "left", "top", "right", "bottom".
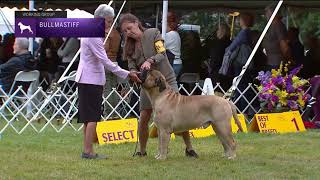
{"left": 155, "top": 77, "right": 166, "bottom": 92}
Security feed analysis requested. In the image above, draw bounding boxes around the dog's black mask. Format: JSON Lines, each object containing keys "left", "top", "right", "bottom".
{"left": 138, "top": 69, "right": 149, "bottom": 83}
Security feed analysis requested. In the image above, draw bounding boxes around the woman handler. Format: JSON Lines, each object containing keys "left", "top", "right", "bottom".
{"left": 119, "top": 13, "right": 198, "bottom": 158}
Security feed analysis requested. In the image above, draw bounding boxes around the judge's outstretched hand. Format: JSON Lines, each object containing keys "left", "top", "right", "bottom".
{"left": 128, "top": 71, "right": 142, "bottom": 83}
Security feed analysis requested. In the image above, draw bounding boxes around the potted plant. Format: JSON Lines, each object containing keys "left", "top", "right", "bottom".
{"left": 256, "top": 62, "right": 311, "bottom": 113}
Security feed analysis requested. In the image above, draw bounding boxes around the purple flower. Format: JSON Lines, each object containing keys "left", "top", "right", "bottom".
{"left": 290, "top": 95, "right": 299, "bottom": 101}
{"left": 271, "top": 95, "right": 279, "bottom": 102}
{"left": 288, "top": 100, "right": 298, "bottom": 110}
{"left": 259, "top": 93, "right": 272, "bottom": 100}
{"left": 267, "top": 102, "right": 273, "bottom": 111}
{"left": 285, "top": 77, "right": 295, "bottom": 93}
{"left": 272, "top": 76, "right": 284, "bottom": 86}
{"left": 289, "top": 65, "right": 303, "bottom": 76}
{"left": 257, "top": 71, "right": 272, "bottom": 85}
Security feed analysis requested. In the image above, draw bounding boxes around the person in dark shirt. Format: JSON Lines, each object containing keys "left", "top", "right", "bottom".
{"left": 0, "top": 38, "right": 36, "bottom": 93}
{"left": 288, "top": 27, "right": 304, "bottom": 66}
{"left": 262, "top": 3, "right": 292, "bottom": 71}
{"left": 204, "top": 24, "right": 231, "bottom": 91}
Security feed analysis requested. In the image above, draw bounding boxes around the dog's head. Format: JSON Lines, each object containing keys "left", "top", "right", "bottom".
{"left": 18, "top": 22, "right": 22, "bottom": 25}
{"left": 141, "top": 70, "right": 167, "bottom": 92}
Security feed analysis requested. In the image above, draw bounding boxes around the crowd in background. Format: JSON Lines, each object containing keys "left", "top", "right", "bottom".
{"left": 0, "top": 4, "right": 319, "bottom": 118}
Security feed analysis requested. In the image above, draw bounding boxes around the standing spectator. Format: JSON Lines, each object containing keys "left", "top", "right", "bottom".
{"left": 38, "top": 37, "right": 63, "bottom": 85}
{"left": 288, "top": 27, "right": 304, "bottom": 66}
{"left": 223, "top": 12, "right": 254, "bottom": 76}
{"left": 3, "top": 33, "right": 15, "bottom": 63}
{"left": 220, "top": 12, "right": 255, "bottom": 113}
{"left": 57, "top": 37, "right": 80, "bottom": 73}
{"left": 301, "top": 35, "right": 320, "bottom": 79}
{"left": 165, "top": 12, "right": 182, "bottom": 77}
{"left": 262, "top": 3, "right": 292, "bottom": 71}
{"left": 203, "top": 24, "right": 231, "bottom": 91}
{"left": 76, "top": 4, "right": 141, "bottom": 160}
{"left": 101, "top": 6, "right": 122, "bottom": 119}
{"left": 0, "top": 34, "right": 5, "bottom": 64}
{"left": 180, "top": 31, "right": 202, "bottom": 75}
{"left": 0, "top": 38, "right": 36, "bottom": 93}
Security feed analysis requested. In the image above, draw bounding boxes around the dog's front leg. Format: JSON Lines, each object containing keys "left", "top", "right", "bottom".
{"left": 156, "top": 128, "right": 170, "bottom": 160}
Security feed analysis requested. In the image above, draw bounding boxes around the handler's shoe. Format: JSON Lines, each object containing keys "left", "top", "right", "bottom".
{"left": 134, "top": 151, "right": 147, "bottom": 157}
{"left": 81, "top": 153, "right": 107, "bottom": 160}
{"left": 185, "top": 149, "right": 199, "bottom": 158}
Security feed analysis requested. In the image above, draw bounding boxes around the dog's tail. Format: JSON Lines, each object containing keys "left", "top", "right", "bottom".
{"left": 228, "top": 101, "right": 244, "bottom": 132}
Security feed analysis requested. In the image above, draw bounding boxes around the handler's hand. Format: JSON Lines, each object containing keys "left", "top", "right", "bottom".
{"left": 140, "top": 61, "right": 151, "bottom": 70}
{"left": 128, "top": 71, "right": 142, "bottom": 83}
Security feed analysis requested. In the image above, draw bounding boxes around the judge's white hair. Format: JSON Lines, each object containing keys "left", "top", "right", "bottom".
{"left": 94, "top": 4, "right": 114, "bottom": 18}
{"left": 15, "top": 38, "right": 29, "bottom": 50}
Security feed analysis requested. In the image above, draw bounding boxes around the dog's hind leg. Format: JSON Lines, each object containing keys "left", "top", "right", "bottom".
{"left": 211, "top": 121, "right": 236, "bottom": 159}
{"left": 156, "top": 128, "right": 171, "bottom": 160}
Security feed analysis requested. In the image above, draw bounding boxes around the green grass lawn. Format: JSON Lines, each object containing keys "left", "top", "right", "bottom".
{"left": 0, "top": 125, "right": 319, "bottom": 180}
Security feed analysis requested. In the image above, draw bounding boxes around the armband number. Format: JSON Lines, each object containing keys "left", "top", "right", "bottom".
{"left": 155, "top": 40, "right": 166, "bottom": 53}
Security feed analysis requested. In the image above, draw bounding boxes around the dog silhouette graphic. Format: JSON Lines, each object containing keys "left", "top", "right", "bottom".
{"left": 17, "top": 22, "right": 33, "bottom": 34}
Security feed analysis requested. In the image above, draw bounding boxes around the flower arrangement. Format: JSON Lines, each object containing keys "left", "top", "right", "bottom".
{"left": 256, "top": 62, "right": 311, "bottom": 112}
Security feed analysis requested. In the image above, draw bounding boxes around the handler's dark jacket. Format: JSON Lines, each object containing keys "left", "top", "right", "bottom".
{"left": 0, "top": 52, "right": 36, "bottom": 93}
{"left": 127, "top": 28, "right": 176, "bottom": 85}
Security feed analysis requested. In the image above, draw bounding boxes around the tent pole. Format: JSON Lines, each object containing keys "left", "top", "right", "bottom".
{"left": 155, "top": 4, "right": 160, "bottom": 29}
{"left": 161, "top": 0, "right": 168, "bottom": 39}
{"left": 29, "top": 0, "right": 34, "bottom": 55}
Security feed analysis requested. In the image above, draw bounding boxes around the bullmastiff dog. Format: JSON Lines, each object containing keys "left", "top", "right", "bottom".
{"left": 139, "top": 70, "right": 243, "bottom": 160}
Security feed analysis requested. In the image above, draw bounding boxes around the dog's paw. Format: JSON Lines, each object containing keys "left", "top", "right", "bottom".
{"left": 155, "top": 154, "right": 167, "bottom": 160}
{"left": 226, "top": 154, "right": 236, "bottom": 160}
{"left": 155, "top": 154, "right": 160, "bottom": 159}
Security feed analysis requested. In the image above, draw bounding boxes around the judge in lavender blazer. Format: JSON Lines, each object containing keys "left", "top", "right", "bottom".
{"left": 76, "top": 4, "right": 141, "bottom": 160}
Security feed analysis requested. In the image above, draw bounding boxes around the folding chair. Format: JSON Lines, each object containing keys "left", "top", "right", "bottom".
{"left": 1, "top": 70, "right": 40, "bottom": 120}
{"left": 179, "top": 73, "right": 200, "bottom": 94}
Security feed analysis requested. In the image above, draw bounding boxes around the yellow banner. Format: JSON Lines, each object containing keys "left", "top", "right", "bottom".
{"left": 249, "top": 111, "right": 306, "bottom": 133}
{"left": 189, "top": 114, "right": 248, "bottom": 138}
{"left": 96, "top": 118, "right": 138, "bottom": 145}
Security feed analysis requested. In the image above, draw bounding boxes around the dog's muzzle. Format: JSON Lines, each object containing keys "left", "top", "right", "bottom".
{"left": 138, "top": 69, "right": 149, "bottom": 83}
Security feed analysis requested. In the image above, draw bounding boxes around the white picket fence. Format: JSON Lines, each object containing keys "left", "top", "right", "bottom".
{"left": 0, "top": 78, "right": 313, "bottom": 134}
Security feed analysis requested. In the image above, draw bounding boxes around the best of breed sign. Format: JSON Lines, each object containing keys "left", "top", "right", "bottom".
{"left": 249, "top": 111, "right": 306, "bottom": 133}
{"left": 96, "top": 118, "right": 138, "bottom": 145}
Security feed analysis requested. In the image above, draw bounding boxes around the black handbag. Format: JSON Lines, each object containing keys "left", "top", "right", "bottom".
{"left": 166, "top": 49, "right": 175, "bottom": 66}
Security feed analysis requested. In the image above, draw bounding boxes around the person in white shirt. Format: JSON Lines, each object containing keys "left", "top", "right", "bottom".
{"left": 165, "top": 12, "right": 182, "bottom": 77}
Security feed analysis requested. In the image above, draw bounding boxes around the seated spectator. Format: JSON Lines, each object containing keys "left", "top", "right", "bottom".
{"left": 0, "top": 38, "right": 37, "bottom": 93}
{"left": 288, "top": 27, "right": 304, "bottom": 66}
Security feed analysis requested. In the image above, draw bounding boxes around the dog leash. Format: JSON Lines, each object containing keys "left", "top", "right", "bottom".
{"left": 225, "top": 0, "right": 283, "bottom": 101}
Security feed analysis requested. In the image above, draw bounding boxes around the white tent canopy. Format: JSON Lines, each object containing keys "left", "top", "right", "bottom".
{"left": 0, "top": 6, "right": 94, "bottom": 35}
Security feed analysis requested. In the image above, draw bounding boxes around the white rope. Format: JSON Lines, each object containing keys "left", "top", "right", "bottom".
{"left": 225, "top": 0, "right": 283, "bottom": 100}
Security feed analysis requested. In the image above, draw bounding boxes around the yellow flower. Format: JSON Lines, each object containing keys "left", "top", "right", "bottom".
{"left": 271, "top": 69, "right": 278, "bottom": 77}
{"left": 280, "top": 99, "right": 287, "bottom": 106}
{"left": 297, "top": 95, "right": 305, "bottom": 107}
